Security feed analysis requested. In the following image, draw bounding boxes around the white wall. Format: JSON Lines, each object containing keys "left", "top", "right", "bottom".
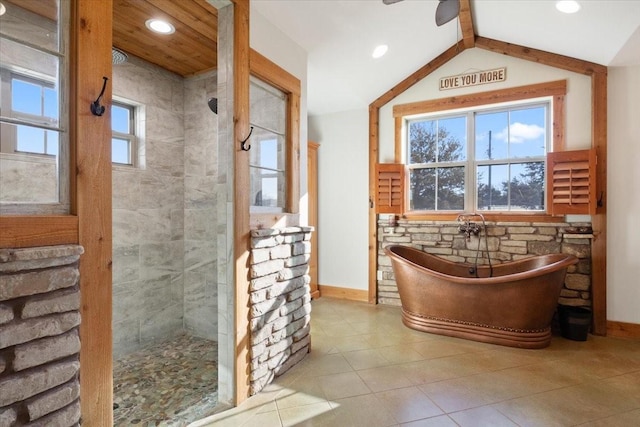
{"left": 309, "top": 110, "right": 370, "bottom": 290}
{"left": 250, "top": 7, "right": 309, "bottom": 224}
{"left": 379, "top": 48, "right": 593, "bottom": 161}
{"left": 607, "top": 65, "right": 640, "bottom": 324}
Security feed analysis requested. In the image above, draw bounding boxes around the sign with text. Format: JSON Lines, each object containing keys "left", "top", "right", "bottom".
{"left": 439, "top": 67, "right": 507, "bottom": 90}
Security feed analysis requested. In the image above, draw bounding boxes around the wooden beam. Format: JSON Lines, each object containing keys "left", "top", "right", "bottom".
{"left": 231, "top": 0, "right": 251, "bottom": 404}
{"left": 372, "top": 41, "right": 465, "bottom": 109}
{"left": 75, "top": 0, "right": 113, "bottom": 424}
{"left": 458, "top": 0, "right": 475, "bottom": 49}
{"left": 0, "top": 216, "right": 78, "bottom": 248}
{"left": 475, "top": 36, "right": 607, "bottom": 76}
{"left": 368, "top": 105, "right": 379, "bottom": 304}
{"left": 591, "top": 70, "right": 608, "bottom": 335}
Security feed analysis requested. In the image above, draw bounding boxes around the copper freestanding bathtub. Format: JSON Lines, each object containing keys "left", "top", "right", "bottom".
{"left": 385, "top": 245, "right": 578, "bottom": 349}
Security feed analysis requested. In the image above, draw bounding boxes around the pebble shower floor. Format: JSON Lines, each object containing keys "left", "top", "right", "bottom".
{"left": 113, "top": 333, "right": 218, "bottom": 426}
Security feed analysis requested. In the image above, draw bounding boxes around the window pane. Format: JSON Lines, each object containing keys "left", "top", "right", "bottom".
{"left": 437, "top": 116, "right": 466, "bottom": 162}
{"left": 475, "top": 111, "right": 508, "bottom": 160}
{"left": 410, "top": 168, "right": 435, "bottom": 210}
{"left": 44, "top": 87, "right": 59, "bottom": 121}
{"left": 12, "top": 79, "right": 42, "bottom": 116}
{"left": 408, "top": 120, "right": 436, "bottom": 164}
{"left": 508, "top": 106, "right": 546, "bottom": 158}
{"left": 112, "top": 138, "right": 131, "bottom": 164}
{"left": 112, "top": 105, "right": 130, "bottom": 134}
{"left": 250, "top": 79, "right": 286, "bottom": 134}
{"left": 437, "top": 167, "right": 464, "bottom": 210}
{"left": 46, "top": 130, "right": 59, "bottom": 155}
{"left": 16, "top": 125, "right": 45, "bottom": 153}
{"left": 0, "top": 0, "right": 61, "bottom": 51}
{"left": 249, "top": 133, "right": 284, "bottom": 171}
{"left": 508, "top": 162, "right": 545, "bottom": 210}
{"left": 477, "top": 164, "right": 508, "bottom": 210}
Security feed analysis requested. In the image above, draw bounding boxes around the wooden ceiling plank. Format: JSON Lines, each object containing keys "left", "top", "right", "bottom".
{"left": 113, "top": 0, "right": 216, "bottom": 75}
{"left": 112, "top": 12, "right": 214, "bottom": 72}
{"left": 145, "top": 0, "right": 218, "bottom": 41}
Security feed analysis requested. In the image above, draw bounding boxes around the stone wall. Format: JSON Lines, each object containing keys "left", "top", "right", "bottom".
{"left": 378, "top": 219, "right": 592, "bottom": 308}
{"left": 0, "top": 245, "right": 83, "bottom": 426}
{"left": 249, "top": 227, "right": 312, "bottom": 395}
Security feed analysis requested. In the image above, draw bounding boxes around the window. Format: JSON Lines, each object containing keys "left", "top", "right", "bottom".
{"left": 407, "top": 102, "right": 549, "bottom": 213}
{"left": 111, "top": 101, "right": 137, "bottom": 166}
{"left": 249, "top": 77, "right": 287, "bottom": 212}
{"left": 0, "top": 72, "right": 60, "bottom": 157}
{"left": 0, "top": 0, "right": 68, "bottom": 211}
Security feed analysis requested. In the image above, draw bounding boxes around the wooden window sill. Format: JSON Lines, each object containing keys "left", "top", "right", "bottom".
{"left": 400, "top": 212, "right": 565, "bottom": 223}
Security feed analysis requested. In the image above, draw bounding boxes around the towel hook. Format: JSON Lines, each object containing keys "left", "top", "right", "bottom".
{"left": 240, "top": 126, "right": 253, "bottom": 151}
{"left": 90, "top": 77, "right": 109, "bottom": 116}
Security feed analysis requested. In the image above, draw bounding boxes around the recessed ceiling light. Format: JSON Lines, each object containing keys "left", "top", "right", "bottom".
{"left": 0, "top": 2, "right": 6, "bottom": 16}
{"left": 145, "top": 18, "right": 175, "bottom": 34}
{"left": 372, "top": 44, "right": 388, "bottom": 59}
{"left": 556, "top": 1, "right": 581, "bottom": 14}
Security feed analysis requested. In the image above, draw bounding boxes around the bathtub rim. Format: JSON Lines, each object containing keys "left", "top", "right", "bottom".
{"left": 384, "top": 244, "right": 578, "bottom": 285}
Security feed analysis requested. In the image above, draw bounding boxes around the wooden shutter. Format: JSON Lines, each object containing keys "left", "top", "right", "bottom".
{"left": 547, "top": 149, "right": 596, "bottom": 216}
{"left": 375, "top": 163, "right": 404, "bottom": 214}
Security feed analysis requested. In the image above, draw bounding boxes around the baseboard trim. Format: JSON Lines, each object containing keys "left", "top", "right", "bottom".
{"left": 607, "top": 320, "right": 640, "bottom": 339}
{"left": 317, "top": 285, "right": 368, "bottom": 302}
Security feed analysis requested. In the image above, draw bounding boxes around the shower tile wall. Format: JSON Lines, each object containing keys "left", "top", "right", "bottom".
{"left": 184, "top": 74, "right": 218, "bottom": 340}
{"left": 112, "top": 56, "right": 218, "bottom": 356}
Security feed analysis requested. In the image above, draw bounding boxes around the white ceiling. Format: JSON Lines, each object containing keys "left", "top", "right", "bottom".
{"left": 252, "top": 0, "right": 640, "bottom": 116}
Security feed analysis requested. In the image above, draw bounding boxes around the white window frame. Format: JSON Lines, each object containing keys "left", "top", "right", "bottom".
{"left": 111, "top": 99, "right": 140, "bottom": 167}
{"left": 405, "top": 98, "right": 551, "bottom": 213}
{"left": 249, "top": 76, "right": 287, "bottom": 214}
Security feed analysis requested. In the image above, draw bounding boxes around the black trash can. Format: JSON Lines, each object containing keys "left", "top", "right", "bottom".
{"left": 558, "top": 305, "right": 591, "bottom": 341}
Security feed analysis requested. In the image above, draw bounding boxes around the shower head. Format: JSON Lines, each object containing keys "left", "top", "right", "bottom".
{"left": 112, "top": 47, "right": 128, "bottom": 65}
{"left": 208, "top": 97, "right": 218, "bottom": 114}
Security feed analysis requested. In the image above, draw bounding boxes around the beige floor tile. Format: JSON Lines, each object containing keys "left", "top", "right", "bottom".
{"left": 278, "top": 402, "right": 336, "bottom": 427}
{"left": 494, "top": 380, "right": 640, "bottom": 426}
{"left": 449, "top": 406, "right": 518, "bottom": 426}
{"left": 375, "top": 386, "right": 443, "bottom": 423}
{"left": 357, "top": 365, "right": 415, "bottom": 392}
{"left": 343, "top": 348, "right": 392, "bottom": 370}
{"left": 578, "top": 408, "right": 640, "bottom": 427}
{"left": 299, "top": 353, "right": 353, "bottom": 377}
{"left": 274, "top": 376, "right": 327, "bottom": 409}
{"left": 399, "top": 415, "right": 459, "bottom": 426}
{"left": 378, "top": 344, "right": 426, "bottom": 364}
{"left": 240, "top": 410, "right": 282, "bottom": 427}
{"left": 317, "top": 371, "right": 371, "bottom": 400}
{"left": 328, "top": 393, "right": 398, "bottom": 427}
{"left": 398, "top": 359, "right": 463, "bottom": 386}
{"left": 406, "top": 339, "right": 485, "bottom": 360}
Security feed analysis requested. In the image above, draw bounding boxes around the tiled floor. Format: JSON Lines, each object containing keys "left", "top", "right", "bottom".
{"left": 191, "top": 298, "right": 640, "bottom": 427}
{"left": 113, "top": 333, "right": 218, "bottom": 426}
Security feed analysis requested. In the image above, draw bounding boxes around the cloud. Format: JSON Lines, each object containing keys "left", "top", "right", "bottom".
{"left": 495, "top": 122, "right": 545, "bottom": 143}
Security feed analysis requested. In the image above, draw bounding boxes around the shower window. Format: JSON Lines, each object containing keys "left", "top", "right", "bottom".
{"left": 0, "top": 0, "right": 69, "bottom": 212}
{"left": 249, "top": 76, "right": 287, "bottom": 212}
{"left": 111, "top": 101, "right": 139, "bottom": 166}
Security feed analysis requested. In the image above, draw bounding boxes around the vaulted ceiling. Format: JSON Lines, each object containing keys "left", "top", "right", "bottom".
{"left": 5, "top": 0, "right": 639, "bottom": 116}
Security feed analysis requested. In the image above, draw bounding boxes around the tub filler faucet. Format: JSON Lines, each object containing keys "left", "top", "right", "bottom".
{"left": 457, "top": 212, "right": 484, "bottom": 240}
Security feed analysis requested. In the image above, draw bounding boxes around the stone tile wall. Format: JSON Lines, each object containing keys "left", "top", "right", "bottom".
{"left": 378, "top": 219, "right": 592, "bottom": 308}
{"left": 249, "top": 227, "right": 312, "bottom": 395}
{"left": 0, "top": 245, "right": 83, "bottom": 426}
{"left": 112, "top": 56, "right": 219, "bottom": 355}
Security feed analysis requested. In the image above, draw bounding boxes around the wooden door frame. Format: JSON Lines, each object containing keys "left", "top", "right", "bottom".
{"left": 308, "top": 141, "right": 320, "bottom": 298}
